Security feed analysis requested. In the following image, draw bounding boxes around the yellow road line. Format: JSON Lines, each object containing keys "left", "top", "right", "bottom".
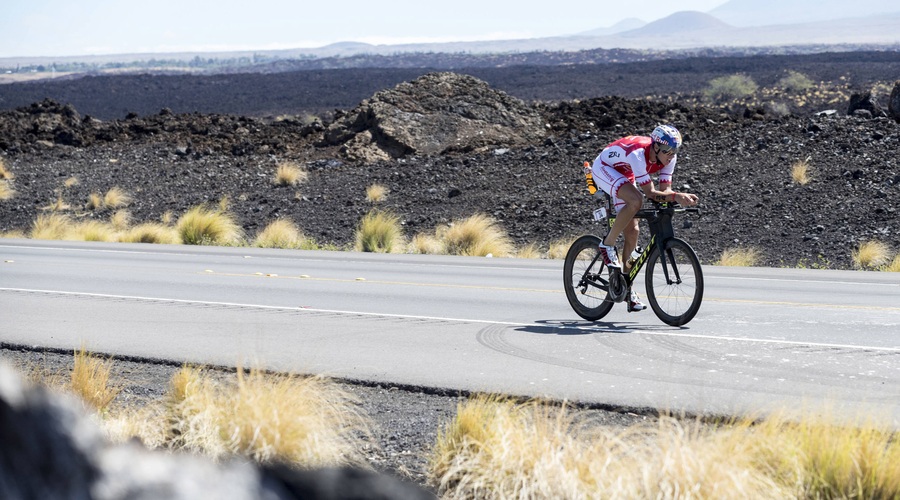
{"left": 203, "top": 271, "right": 558, "bottom": 293}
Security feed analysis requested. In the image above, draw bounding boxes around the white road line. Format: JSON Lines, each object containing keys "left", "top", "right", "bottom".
{"left": 4, "top": 287, "right": 899, "bottom": 353}
{"left": 706, "top": 274, "right": 899, "bottom": 287}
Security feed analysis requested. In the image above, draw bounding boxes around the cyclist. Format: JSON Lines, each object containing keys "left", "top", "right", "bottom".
{"left": 590, "top": 124, "right": 699, "bottom": 312}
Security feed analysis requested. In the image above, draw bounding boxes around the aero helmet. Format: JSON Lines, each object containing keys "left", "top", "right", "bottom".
{"left": 650, "top": 125, "right": 682, "bottom": 151}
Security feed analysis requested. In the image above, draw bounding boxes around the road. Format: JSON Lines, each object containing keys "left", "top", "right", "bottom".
{"left": 2, "top": 239, "right": 898, "bottom": 421}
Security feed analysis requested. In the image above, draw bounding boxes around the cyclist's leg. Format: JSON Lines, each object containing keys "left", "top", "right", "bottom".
{"left": 602, "top": 182, "right": 642, "bottom": 248}
{"left": 622, "top": 218, "right": 640, "bottom": 275}
{"left": 591, "top": 163, "right": 631, "bottom": 266}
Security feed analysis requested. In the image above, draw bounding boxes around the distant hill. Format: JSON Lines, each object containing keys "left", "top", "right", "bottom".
{"left": 709, "top": 0, "right": 900, "bottom": 27}
{"left": 1, "top": 9, "right": 899, "bottom": 73}
{"left": 577, "top": 18, "right": 646, "bottom": 37}
{"left": 617, "top": 11, "right": 731, "bottom": 37}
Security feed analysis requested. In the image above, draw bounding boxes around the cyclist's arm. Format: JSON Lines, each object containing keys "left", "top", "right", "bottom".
{"left": 655, "top": 181, "right": 699, "bottom": 206}
{"left": 640, "top": 180, "right": 676, "bottom": 203}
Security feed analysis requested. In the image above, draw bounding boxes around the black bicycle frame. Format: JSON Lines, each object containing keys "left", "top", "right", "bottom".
{"left": 611, "top": 203, "right": 682, "bottom": 287}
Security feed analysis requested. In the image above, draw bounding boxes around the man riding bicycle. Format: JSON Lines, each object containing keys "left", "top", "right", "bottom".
{"left": 590, "top": 124, "right": 700, "bottom": 312}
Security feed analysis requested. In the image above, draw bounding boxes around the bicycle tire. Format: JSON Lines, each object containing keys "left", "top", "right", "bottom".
{"left": 563, "top": 235, "right": 615, "bottom": 321}
{"left": 644, "top": 238, "right": 704, "bottom": 326}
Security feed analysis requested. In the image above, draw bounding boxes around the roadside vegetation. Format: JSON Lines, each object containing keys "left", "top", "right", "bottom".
{"left": 4, "top": 171, "right": 898, "bottom": 268}
{"left": 852, "top": 240, "right": 893, "bottom": 270}
{"left": 7, "top": 198, "right": 900, "bottom": 269}
{"left": 273, "top": 161, "right": 308, "bottom": 187}
{"left": 791, "top": 157, "right": 812, "bottom": 185}
{"left": 11, "top": 353, "right": 900, "bottom": 499}
{"left": 715, "top": 247, "right": 760, "bottom": 267}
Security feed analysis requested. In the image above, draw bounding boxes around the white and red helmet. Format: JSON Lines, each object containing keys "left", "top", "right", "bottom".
{"left": 650, "top": 124, "right": 682, "bottom": 152}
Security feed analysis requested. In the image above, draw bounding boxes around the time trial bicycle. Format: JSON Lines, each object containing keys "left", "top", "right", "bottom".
{"left": 563, "top": 194, "right": 704, "bottom": 326}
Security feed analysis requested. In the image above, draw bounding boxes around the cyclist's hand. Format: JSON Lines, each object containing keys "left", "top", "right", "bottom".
{"left": 675, "top": 192, "right": 699, "bottom": 206}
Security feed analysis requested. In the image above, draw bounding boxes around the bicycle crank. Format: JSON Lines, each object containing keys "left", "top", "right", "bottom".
{"left": 607, "top": 267, "right": 628, "bottom": 302}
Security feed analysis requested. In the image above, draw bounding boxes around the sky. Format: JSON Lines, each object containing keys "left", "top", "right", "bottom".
{"left": 0, "top": 0, "right": 730, "bottom": 59}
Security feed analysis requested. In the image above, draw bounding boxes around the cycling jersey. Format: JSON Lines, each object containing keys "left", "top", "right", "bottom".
{"left": 590, "top": 135, "right": 677, "bottom": 213}
{"left": 592, "top": 135, "right": 675, "bottom": 187}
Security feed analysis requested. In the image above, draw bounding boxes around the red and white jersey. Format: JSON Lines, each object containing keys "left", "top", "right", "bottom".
{"left": 592, "top": 135, "right": 675, "bottom": 186}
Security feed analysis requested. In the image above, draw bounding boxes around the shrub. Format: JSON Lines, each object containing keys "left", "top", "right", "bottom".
{"left": 703, "top": 74, "right": 758, "bottom": 103}
{"left": 365, "top": 183, "right": 389, "bottom": 203}
{"left": 852, "top": 240, "right": 891, "bottom": 269}
{"left": 778, "top": 70, "right": 815, "bottom": 92}
{"left": 253, "top": 219, "right": 311, "bottom": 249}
{"left": 354, "top": 210, "right": 404, "bottom": 253}
{"left": 791, "top": 157, "right": 812, "bottom": 185}
{"left": 716, "top": 247, "right": 760, "bottom": 266}
{"left": 442, "top": 213, "right": 514, "bottom": 257}
{"left": 274, "top": 161, "right": 308, "bottom": 187}
{"left": 176, "top": 204, "right": 243, "bottom": 246}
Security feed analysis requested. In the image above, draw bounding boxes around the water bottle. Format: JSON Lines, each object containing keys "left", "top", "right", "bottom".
{"left": 627, "top": 246, "right": 643, "bottom": 267}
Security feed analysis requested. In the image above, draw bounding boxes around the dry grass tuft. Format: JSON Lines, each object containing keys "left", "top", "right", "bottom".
{"left": 165, "top": 365, "right": 373, "bottom": 466}
{"left": 31, "top": 213, "right": 72, "bottom": 239}
{"left": 71, "top": 346, "right": 120, "bottom": 413}
{"left": 1, "top": 229, "right": 27, "bottom": 238}
{"left": 253, "top": 219, "right": 312, "bottom": 249}
{"left": 547, "top": 237, "right": 575, "bottom": 260}
{"left": 791, "top": 157, "right": 812, "bottom": 185}
{"left": 86, "top": 192, "right": 104, "bottom": 210}
{"left": 409, "top": 233, "right": 445, "bottom": 254}
{"left": 515, "top": 242, "right": 543, "bottom": 259}
{"left": 175, "top": 204, "right": 243, "bottom": 246}
{"left": 716, "top": 247, "right": 760, "bottom": 266}
{"left": 0, "top": 180, "right": 15, "bottom": 201}
{"left": 852, "top": 240, "right": 891, "bottom": 269}
{"left": 430, "top": 397, "right": 784, "bottom": 499}
{"left": 431, "top": 397, "right": 900, "bottom": 499}
{"left": 365, "top": 183, "right": 389, "bottom": 203}
{"left": 109, "top": 210, "right": 131, "bottom": 230}
{"left": 104, "top": 404, "right": 168, "bottom": 448}
{"left": 70, "top": 220, "right": 118, "bottom": 242}
{"left": 64, "top": 177, "right": 79, "bottom": 188}
{"left": 442, "top": 213, "right": 514, "bottom": 257}
{"left": 883, "top": 254, "right": 900, "bottom": 272}
{"left": 0, "top": 158, "right": 14, "bottom": 180}
{"left": 119, "top": 223, "right": 181, "bottom": 244}
{"left": 42, "top": 194, "right": 71, "bottom": 212}
{"left": 354, "top": 210, "right": 404, "bottom": 253}
{"left": 750, "top": 410, "right": 900, "bottom": 499}
{"left": 274, "top": 161, "right": 308, "bottom": 187}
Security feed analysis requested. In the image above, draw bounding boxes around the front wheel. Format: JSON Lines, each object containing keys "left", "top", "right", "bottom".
{"left": 644, "top": 238, "right": 704, "bottom": 326}
{"left": 563, "top": 235, "right": 615, "bottom": 321}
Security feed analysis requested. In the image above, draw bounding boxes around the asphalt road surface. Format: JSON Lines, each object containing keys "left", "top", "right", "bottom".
{"left": 2, "top": 239, "right": 898, "bottom": 421}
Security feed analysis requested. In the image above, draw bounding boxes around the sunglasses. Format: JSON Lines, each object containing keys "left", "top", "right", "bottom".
{"left": 657, "top": 145, "right": 678, "bottom": 155}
